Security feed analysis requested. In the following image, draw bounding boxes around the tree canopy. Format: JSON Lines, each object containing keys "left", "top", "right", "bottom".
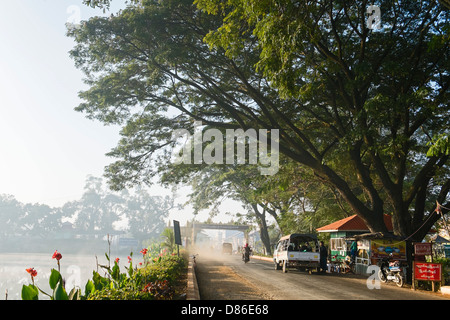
{"left": 70, "top": 0, "right": 449, "bottom": 241}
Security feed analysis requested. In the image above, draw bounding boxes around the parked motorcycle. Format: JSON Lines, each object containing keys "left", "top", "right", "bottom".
{"left": 377, "top": 255, "right": 404, "bottom": 287}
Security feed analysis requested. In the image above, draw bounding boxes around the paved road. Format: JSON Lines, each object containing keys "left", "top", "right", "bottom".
{"left": 195, "top": 252, "right": 449, "bottom": 300}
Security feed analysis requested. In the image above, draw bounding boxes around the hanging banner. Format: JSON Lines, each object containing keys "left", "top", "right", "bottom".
{"left": 370, "top": 239, "right": 407, "bottom": 260}
{"left": 414, "top": 262, "right": 442, "bottom": 281}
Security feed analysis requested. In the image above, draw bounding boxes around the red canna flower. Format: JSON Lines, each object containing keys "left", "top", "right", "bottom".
{"left": 128, "top": 256, "right": 132, "bottom": 263}
{"left": 26, "top": 267, "right": 37, "bottom": 278}
{"left": 140, "top": 248, "right": 148, "bottom": 255}
{"left": 115, "top": 257, "right": 120, "bottom": 263}
{"left": 52, "top": 250, "right": 62, "bottom": 261}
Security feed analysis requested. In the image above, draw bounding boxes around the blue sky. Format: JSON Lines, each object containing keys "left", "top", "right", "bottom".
{"left": 0, "top": 1, "right": 127, "bottom": 206}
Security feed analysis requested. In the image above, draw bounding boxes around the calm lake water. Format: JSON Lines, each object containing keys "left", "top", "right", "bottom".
{"left": 0, "top": 252, "right": 136, "bottom": 300}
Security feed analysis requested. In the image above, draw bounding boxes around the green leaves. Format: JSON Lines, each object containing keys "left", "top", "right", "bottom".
{"left": 54, "top": 281, "right": 69, "bottom": 300}
{"left": 21, "top": 268, "right": 82, "bottom": 300}
{"left": 111, "top": 261, "right": 120, "bottom": 281}
{"left": 21, "top": 284, "right": 39, "bottom": 300}
{"left": 49, "top": 268, "right": 62, "bottom": 290}
{"left": 48, "top": 268, "right": 70, "bottom": 300}
{"left": 69, "top": 288, "right": 82, "bottom": 301}
{"left": 22, "top": 248, "right": 186, "bottom": 300}
{"left": 427, "top": 134, "right": 450, "bottom": 157}
{"left": 92, "top": 270, "right": 110, "bottom": 291}
{"left": 127, "top": 259, "right": 134, "bottom": 278}
{"left": 85, "top": 279, "right": 95, "bottom": 297}
{"left": 48, "top": 269, "right": 70, "bottom": 300}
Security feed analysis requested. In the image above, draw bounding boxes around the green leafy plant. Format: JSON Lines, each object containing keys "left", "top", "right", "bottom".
{"left": 22, "top": 250, "right": 74, "bottom": 300}
{"left": 22, "top": 248, "right": 187, "bottom": 300}
{"left": 87, "top": 250, "right": 186, "bottom": 300}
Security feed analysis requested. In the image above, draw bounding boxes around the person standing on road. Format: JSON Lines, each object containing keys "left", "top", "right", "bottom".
{"left": 350, "top": 240, "right": 357, "bottom": 261}
{"left": 319, "top": 241, "right": 328, "bottom": 273}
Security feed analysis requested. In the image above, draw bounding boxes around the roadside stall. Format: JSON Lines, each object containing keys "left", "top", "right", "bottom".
{"left": 317, "top": 214, "right": 394, "bottom": 274}
{"left": 353, "top": 233, "right": 408, "bottom": 275}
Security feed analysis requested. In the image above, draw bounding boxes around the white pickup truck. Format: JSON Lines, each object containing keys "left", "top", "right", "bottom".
{"left": 273, "top": 234, "right": 321, "bottom": 274}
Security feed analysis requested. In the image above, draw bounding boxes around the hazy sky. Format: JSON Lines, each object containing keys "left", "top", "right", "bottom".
{"left": 0, "top": 1, "right": 137, "bottom": 206}
{"left": 0, "top": 0, "right": 242, "bottom": 224}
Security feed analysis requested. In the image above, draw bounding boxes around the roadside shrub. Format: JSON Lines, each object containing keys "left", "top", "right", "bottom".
{"left": 139, "top": 254, "right": 186, "bottom": 284}
{"left": 88, "top": 253, "right": 186, "bottom": 300}
{"left": 433, "top": 257, "right": 450, "bottom": 285}
{"left": 22, "top": 249, "right": 187, "bottom": 300}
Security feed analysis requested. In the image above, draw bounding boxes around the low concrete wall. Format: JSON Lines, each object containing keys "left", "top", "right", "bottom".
{"left": 441, "top": 286, "right": 450, "bottom": 296}
{"left": 186, "top": 255, "right": 200, "bottom": 300}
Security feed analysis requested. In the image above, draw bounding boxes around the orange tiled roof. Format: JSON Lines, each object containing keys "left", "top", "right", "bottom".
{"left": 316, "top": 214, "right": 393, "bottom": 232}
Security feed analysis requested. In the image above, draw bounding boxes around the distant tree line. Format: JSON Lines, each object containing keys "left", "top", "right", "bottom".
{"left": 0, "top": 176, "right": 173, "bottom": 245}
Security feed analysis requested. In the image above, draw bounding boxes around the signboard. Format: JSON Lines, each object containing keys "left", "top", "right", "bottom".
{"left": 414, "top": 242, "right": 432, "bottom": 256}
{"left": 173, "top": 220, "right": 182, "bottom": 245}
{"left": 414, "top": 262, "right": 442, "bottom": 281}
{"left": 370, "top": 239, "right": 407, "bottom": 260}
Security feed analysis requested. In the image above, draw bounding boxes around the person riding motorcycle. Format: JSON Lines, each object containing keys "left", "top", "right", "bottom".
{"left": 242, "top": 243, "right": 251, "bottom": 263}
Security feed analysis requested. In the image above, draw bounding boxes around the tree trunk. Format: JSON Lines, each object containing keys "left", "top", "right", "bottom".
{"left": 315, "top": 161, "right": 390, "bottom": 234}
{"left": 251, "top": 204, "right": 273, "bottom": 255}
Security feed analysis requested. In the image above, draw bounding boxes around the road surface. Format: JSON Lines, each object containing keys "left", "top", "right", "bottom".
{"left": 194, "top": 251, "right": 449, "bottom": 300}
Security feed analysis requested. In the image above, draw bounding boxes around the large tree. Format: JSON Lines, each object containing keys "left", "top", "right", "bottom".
{"left": 71, "top": 0, "right": 449, "bottom": 241}
{"left": 194, "top": 0, "right": 450, "bottom": 240}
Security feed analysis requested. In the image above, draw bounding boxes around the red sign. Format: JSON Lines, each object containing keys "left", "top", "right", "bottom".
{"left": 414, "top": 243, "right": 432, "bottom": 256}
{"left": 414, "top": 262, "right": 442, "bottom": 281}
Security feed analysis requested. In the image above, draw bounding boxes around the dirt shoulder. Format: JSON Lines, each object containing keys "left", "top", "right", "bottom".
{"left": 195, "top": 255, "right": 273, "bottom": 300}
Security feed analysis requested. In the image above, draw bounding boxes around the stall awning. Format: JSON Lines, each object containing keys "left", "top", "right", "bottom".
{"left": 316, "top": 214, "right": 393, "bottom": 233}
